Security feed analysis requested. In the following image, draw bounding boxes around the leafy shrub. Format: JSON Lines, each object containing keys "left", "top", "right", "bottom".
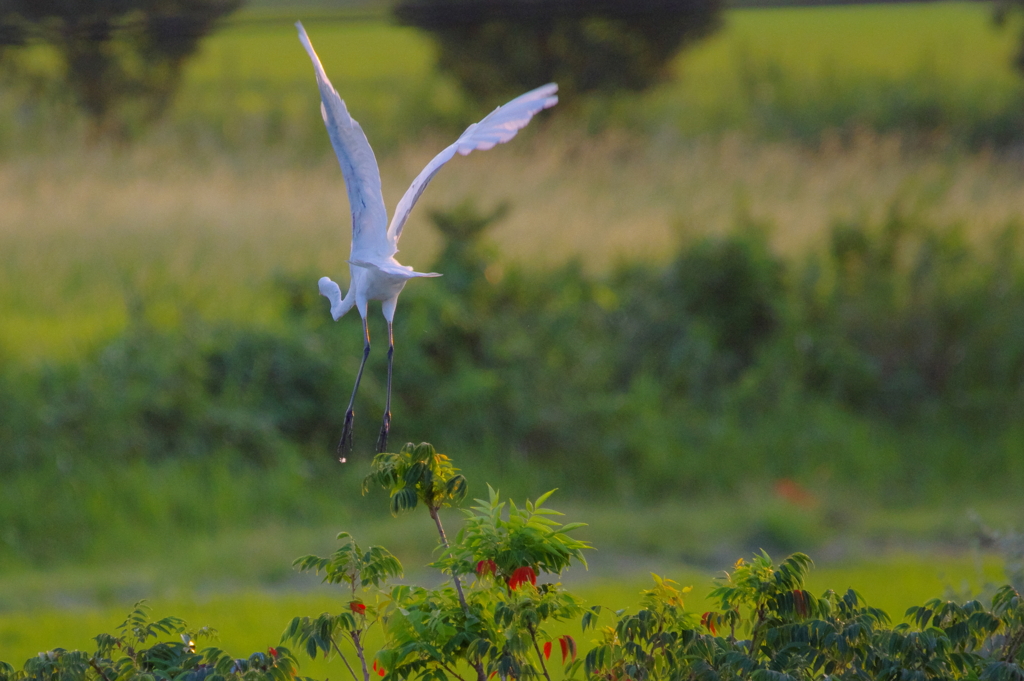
{"left": 0, "top": 601, "right": 301, "bottom": 681}
{"left": 608, "top": 225, "right": 784, "bottom": 398}
{"left": 796, "top": 211, "right": 1024, "bottom": 423}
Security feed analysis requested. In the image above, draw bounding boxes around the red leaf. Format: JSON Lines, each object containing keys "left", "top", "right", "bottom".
{"left": 543, "top": 641, "right": 552, "bottom": 660}
{"left": 268, "top": 647, "right": 278, "bottom": 658}
{"left": 349, "top": 601, "right": 367, "bottom": 615}
{"left": 794, "top": 589, "right": 807, "bottom": 617}
{"left": 489, "top": 673, "right": 497, "bottom": 680}
{"left": 509, "top": 566, "right": 537, "bottom": 589}
{"left": 701, "top": 612, "right": 717, "bottom": 635}
{"left": 560, "top": 635, "right": 577, "bottom": 662}
{"left": 476, "top": 559, "right": 498, "bottom": 577}
{"left": 773, "top": 478, "right": 816, "bottom": 508}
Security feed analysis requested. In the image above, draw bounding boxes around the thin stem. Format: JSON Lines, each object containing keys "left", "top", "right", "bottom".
{"left": 440, "top": 663, "right": 469, "bottom": 681}
{"left": 89, "top": 658, "right": 113, "bottom": 681}
{"left": 528, "top": 625, "right": 553, "bottom": 681}
{"left": 750, "top": 606, "right": 768, "bottom": 658}
{"left": 352, "top": 630, "right": 371, "bottom": 681}
{"left": 1003, "top": 626, "right": 1024, "bottom": 662}
{"left": 428, "top": 504, "right": 486, "bottom": 681}
{"left": 647, "top": 619, "right": 668, "bottom": 669}
{"left": 331, "top": 639, "right": 361, "bottom": 681}
{"left": 429, "top": 505, "right": 470, "bottom": 612}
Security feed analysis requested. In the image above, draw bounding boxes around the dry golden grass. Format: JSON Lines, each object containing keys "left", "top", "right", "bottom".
{"left": 3, "top": 130, "right": 1024, "bottom": 359}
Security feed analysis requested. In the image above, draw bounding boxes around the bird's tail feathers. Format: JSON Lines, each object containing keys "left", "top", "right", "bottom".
{"left": 349, "top": 259, "right": 442, "bottom": 278}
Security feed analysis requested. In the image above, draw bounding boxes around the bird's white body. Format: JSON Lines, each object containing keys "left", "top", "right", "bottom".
{"left": 297, "top": 21, "right": 557, "bottom": 454}
{"left": 319, "top": 258, "right": 432, "bottom": 324}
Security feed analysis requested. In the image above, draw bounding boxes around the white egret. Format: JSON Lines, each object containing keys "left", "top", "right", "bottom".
{"left": 296, "top": 22, "right": 558, "bottom": 458}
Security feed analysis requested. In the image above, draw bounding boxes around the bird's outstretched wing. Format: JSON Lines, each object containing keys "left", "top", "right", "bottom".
{"left": 386, "top": 83, "right": 558, "bottom": 244}
{"left": 297, "top": 22, "right": 393, "bottom": 260}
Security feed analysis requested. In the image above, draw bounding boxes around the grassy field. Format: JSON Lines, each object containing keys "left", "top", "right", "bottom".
{"left": 7, "top": 133, "right": 1024, "bottom": 361}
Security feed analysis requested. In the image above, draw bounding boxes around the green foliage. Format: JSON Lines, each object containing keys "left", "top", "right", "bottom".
{"left": 285, "top": 456, "right": 590, "bottom": 681}
{"left": 0, "top": 601, "right": 301, "bottom": 681}
{"left": 392, "top": 0, "right": 722, "bottom": 105}
{"left": 448, "top": 486, "right": 590, "bottom": 582}
{"left": 577, "top": 550, "right": 1024, "bottom": 681}
{"left": 286, "top": 533, "right": 403, "bottom": 677}
{"left": 364, "top": 457, "right": 588, "bottom": 681}
{"left": 377, "top": 582, "right": 480, "bottom": 679}
{"left": 363, "top": 442, "right": 468, "bottom": 516}
{"left": 796, "top": 212, "right": 1024, "bottom": 423}
{"left": 294, "top": 532, "right": 404, "bottom": 593}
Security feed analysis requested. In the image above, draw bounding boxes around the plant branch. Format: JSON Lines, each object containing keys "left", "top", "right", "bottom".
{"left": 89, "top": 658, "right": 113, "bottom": 681}
{"left": 331, "top": 638, "right": 361, "bottom": 681}
{"left": 352, "top": 629, "right": 371, "bottom": 681}
{"left": 429, "top": 505, "right": 471, "bottom": 613}
{"left": 1002, "top": 625, "right": 1024, "bottom": 663}
{"left": 440, "top": 662, "right": 469, "bottom": 681}
{"left": 428, "top": 504, "right": 486, "bottom": 681}
{"left": 528, "top": 625, "right": 553, "bottom": 681}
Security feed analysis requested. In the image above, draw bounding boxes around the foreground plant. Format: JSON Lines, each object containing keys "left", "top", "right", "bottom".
{"left": 286, "top": 533, "right": 403, "bottom": 681}
{"left": 359, "top": 442, "right": 589, "bottom": 681}
{"left": 4, "top": 442, "right": 1024, "bottom": 681}
{"left": 0, "top": 601, "right": 299, "bottom": 681}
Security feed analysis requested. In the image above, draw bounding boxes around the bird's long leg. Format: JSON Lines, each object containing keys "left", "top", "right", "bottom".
{"left": 375, "top": 321, "right": 394, "bottom": 454}
{"left": 338, "top": 315, "right": 371, "bottom": 460}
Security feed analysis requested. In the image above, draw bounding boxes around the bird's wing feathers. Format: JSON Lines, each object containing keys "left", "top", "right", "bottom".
{"left": 297, "top": 22, "right": 394, "bottom": 260}
{"left": 386, "top": 83, "right": 558, "bottom": 244}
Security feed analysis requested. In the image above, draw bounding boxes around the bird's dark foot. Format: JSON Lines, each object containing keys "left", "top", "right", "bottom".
{"left": 337, "top": 410, "right": 355, "bottom": 462}
{"left": 375, "top": 411, "right": 391, "bottom": 454}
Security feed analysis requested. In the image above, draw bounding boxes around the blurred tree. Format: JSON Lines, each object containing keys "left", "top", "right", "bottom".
{"left": 392, "top": 0, "right": 722, "bottom": 105}
{"left": 0, "top": 0, "right": 241, "bottom": 139}
{"left": 995, "top": 0, "right": 1024, "bottom": 75}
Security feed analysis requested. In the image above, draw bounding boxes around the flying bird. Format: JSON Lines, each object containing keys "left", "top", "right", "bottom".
{"left": 296, "top": 22, "right": 558, "bottom": 459}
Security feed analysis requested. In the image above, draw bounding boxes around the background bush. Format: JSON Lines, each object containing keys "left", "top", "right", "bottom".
{"left": 2, "top": 201, "right": 1022, "bottom": 564}
{"left": 392, "top": 0, "right": 723, "bottom": 104}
